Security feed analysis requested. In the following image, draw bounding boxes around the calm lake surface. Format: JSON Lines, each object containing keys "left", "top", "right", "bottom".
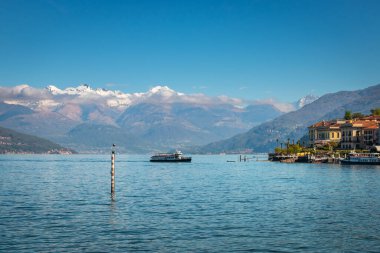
{"left": 1, "top": 154, "right": 380, "bottom": 252}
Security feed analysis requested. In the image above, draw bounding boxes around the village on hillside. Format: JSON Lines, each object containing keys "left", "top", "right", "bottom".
{"left": 270, "top": 109, "right": 380, "bottom": 163}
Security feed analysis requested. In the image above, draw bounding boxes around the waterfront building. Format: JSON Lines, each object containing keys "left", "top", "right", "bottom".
{"left": 340, "top": 121, "right": 363, "bottom": 150}
{"left": 308, "top": 120, "right": 345, "bottom": 147}
{"left": 308, "top": 117, "right": 380, "bottom": 150}
{"left": 340, "top": 120, "right": 379, "bottom": 150}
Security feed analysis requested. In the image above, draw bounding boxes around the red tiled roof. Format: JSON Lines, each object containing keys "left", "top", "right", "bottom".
{"left": 362, "top": 121, "right": 379, "bottom": 129}
{"left": 361, "top": 115, "right": 380, "bottom": 122}
{"left": 308, "top": 120, "right": 345, "bottom": 128}
{"left": 309, "top": 116, "right": 379, "bottom": 129}
{"left": 349, "top": 120, "right": 379, "bottom": 129}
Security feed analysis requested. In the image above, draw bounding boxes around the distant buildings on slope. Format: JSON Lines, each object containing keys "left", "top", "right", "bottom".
{"left": 308, "top": 115, "right": 380, "bottom": 150}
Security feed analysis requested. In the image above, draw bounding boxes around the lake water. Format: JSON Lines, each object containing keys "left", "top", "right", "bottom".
{"left": 1, "top": 154, "right": 380, "bottom": 252}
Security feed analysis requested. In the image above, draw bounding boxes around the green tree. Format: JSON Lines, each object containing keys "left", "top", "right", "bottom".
{"left": 370, "top": 108, "right": 380, "bottom": 116}
{"left": 329, "top": 141, "right": 339, "bottom": 150}
{"left": 352, "top": 112, "right": 364, "bottom": 119}
{"left": 344, "top": 110, "right": 352, "bottom": 120}
{"left": 287, "top": 144, "right": 302, "bottom": 154}
{"left": 274, "top": 147, "right": 283, "bottom": 154}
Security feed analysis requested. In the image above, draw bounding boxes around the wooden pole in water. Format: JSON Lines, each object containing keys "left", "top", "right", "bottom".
{"left": 111, "top": 144, "right": 116, "bottom": 198}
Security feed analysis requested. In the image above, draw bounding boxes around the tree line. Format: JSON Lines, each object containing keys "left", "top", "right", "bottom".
{"left": 344, "top": 108, "right": 380, "bottom": 120}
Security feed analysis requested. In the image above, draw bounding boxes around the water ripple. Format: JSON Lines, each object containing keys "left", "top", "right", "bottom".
{"left": 1, "top": 155, "right": 380, "bottom": 252}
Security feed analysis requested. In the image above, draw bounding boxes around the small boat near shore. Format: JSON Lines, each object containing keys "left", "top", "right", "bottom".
{"left": 268, "top": 154, "right": 297, "bottom": 162}
{"left": 280, "top": 157, "right": 297, "bottom": 163}
{"left": 269, "top": 153, "right": 340, "bottom": 164}
{"left": 150, "top": 150, "right": 192, "bottom": 162}
{"left": 340, "top": 153, "right": 380, "bottom": 165}
{"left": 296, "top": 155, "right": 330, "bottom": 163}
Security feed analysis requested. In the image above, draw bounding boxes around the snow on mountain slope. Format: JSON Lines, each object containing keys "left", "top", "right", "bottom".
{"left": 295, "top": 94, "right": 320, "bottom": 109}
{"left": 1, "top": 84, "right": 316, "bottom": 114}
{"left": 0, "top": 83, "right": 318, "bottom": 152}
{"left": 1, "top": 84, "right": 244, "bottom": 110}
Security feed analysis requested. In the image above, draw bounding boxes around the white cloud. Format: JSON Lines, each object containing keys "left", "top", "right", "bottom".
{"left": 254, "top": 98, "right": 296, "bottom": 113}
{"left": 0, "top": 84, "right": 296, "bottom": 113}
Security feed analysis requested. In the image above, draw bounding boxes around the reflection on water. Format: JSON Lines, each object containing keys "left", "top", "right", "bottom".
{"left": 0, "top": 154, "right": 380, "bottom": 252}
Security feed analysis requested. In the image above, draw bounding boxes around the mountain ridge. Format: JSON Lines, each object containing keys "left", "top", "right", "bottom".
{"left": 0, "top": 84, "right": 321, "bottom": 153}
{"left": 197, "top": 84, "right": 380, "bottom": 153}
{"left": 0, "top": 126, "right": 75, "bottom": 154}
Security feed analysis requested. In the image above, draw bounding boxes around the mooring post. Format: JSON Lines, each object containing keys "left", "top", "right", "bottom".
{"left": 111, "top": 144, "right": 116, "bottom": 199}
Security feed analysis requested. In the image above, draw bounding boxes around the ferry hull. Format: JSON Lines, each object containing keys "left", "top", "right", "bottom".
{"left": 341, "top": 160, "right": 380, "bottom": 165}
{"left": 150, "top": 158, "right": 192, "bottom": 163}
{"left": 149, "top": 150, "right": 192, "bottom": 162}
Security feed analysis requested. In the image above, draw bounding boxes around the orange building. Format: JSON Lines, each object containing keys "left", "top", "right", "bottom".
{"left": 340, "top": 120, "right": 379, "bottom": 150}
{"left": 308, "top": 117, "right": 380, "bottom": 150}
{"left": 308, "top": 120, "right": 345, "bottom": 147}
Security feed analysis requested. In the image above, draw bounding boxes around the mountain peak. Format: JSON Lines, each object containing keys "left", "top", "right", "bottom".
{"left": 296, "top": 94, "right": 319, "bottom": 108}
{"left": 149, "top": 86, "right": 174, "bottom": 94}
{"left": 45, "top": 85, "right": 63, "bottom": 95}
{"left": 74, "top": 84, "right": 92, "bottom": 93}
{"left": 147, "top": 86, "right": 183, "bottom": 98}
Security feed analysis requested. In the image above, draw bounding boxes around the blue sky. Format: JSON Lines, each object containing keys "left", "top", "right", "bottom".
{"left": 1, "top": 0, "right": 380, "bottom": 101}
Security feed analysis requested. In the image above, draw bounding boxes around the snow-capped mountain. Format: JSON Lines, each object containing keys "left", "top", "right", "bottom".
{"left": 44, "top": 84, "right": 133, "bottom": 109}
{"left": 47, "top": 84, "right": 128, "bottom": 97}
{"left": 0, "top": 84, "right": 304, "bottom": 153}
{"left": 295, "top": 94, "right": 320, "bottom": 109}
{"left": 1, "top": 84, "right": 299, "bottom": 112}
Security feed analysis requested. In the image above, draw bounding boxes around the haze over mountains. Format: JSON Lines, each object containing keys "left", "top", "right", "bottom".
{"left": 199, "top": 84, "right": 380, "bottom": 153}
{"left": 0, "top": 126, "right": 74, "bottom": 154}
{"left": 0, "top": 84, "right": 316, "bottom": 153}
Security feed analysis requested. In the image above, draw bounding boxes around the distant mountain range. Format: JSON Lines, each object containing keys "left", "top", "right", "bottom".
{"left": 0, "top": 126, "right": 75, "bottom": 154}
{"left": 0, "top": 84, "right": 318, "bottom": 153}
{"left": 198, "top": 84, "right": 380, "bottom": 153}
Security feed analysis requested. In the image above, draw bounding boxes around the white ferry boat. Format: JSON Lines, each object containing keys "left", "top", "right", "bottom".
{"left": 150, "top": 150, "right": 192, "bottom": 162}
{"left": 341, "top": 153, "right": 380, "bottom": 165}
